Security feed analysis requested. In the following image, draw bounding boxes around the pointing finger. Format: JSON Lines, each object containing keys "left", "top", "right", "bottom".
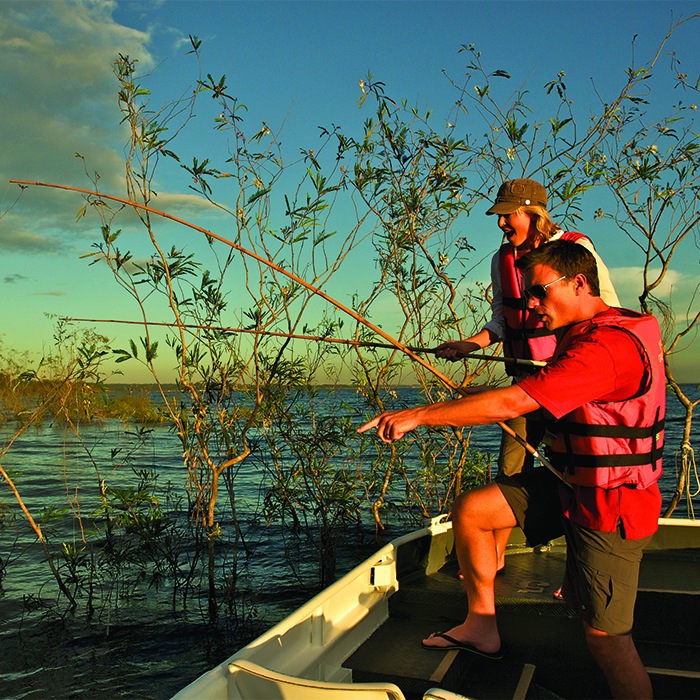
{"left": 357, "top": 416, "right": 380, "bottom": 434}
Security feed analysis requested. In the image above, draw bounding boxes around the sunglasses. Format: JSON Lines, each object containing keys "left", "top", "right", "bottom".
{"left": 523, "top": 275, "right": 566, "bottom": 301}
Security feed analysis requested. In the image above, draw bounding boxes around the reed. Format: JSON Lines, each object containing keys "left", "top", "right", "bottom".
{"left": 4, "top": 21, "right": 700, "bottom": 632}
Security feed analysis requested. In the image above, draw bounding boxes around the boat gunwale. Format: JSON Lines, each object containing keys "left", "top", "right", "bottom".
{"left": 172, "top": 516, "right": 699, "bottom": 699}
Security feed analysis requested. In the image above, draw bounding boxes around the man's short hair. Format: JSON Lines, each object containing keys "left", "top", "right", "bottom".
{"left": 515, "top": 239, "right": 601, "bottom": 297}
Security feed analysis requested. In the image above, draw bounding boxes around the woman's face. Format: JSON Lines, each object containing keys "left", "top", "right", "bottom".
{"left": 497, "top": 209, "right": 537, "bottom": 249}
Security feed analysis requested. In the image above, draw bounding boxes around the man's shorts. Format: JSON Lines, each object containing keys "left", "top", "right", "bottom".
{"left": 496, "top": 467, "right": 564, "bottom": 546}
{"left": 496, "top": 469, "right": 651, "bottom": 635}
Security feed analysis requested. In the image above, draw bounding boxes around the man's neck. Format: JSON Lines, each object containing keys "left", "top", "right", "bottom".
{"left": 575, "top": 298, "right": 612, "bottom": 325}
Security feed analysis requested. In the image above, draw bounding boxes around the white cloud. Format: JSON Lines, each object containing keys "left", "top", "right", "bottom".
{"left": 0, "top": 0, "right": 154, "bottom": 249}
{"left": 144, "top": 191, "right": 222, "bottom": 217}
{"left": 609, "top": 266, "right": 700, "bottom": 379}
{"left": 0, "top": 2, "right": 224, "bottom": 255}
{"left": 609, "top": 266, "right": 697, "bottom": 309}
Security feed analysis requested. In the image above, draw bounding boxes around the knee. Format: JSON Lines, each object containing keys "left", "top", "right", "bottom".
{"left": 450, "top": 488, "right": 488, "bottom": 529}
{"left": 584, "top": 625, "right": 632, "bottom": 664}
{"left": 450, "top": 490, "right": 474, "bottom": 523}
{"left": 451, "top": 484, "right": 512, "bottom": 528}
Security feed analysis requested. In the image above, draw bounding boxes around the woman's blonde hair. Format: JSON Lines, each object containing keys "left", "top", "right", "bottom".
{"left": 520, "top": 205, "right": 559, "bottom": 243}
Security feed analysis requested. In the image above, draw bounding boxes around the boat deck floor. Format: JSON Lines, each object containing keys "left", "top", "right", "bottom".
{"left": 344, "top": 544, "right": 700, "bottom": 700}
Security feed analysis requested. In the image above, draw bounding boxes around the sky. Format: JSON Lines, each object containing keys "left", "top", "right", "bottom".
{"left": 1, "top": 0, "right": 700, "bottom": 384}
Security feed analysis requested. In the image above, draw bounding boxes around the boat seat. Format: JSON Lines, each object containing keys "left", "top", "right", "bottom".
{"left": 423, "top": 690, "right": 474, "bottom": 700}
{"left": 228, "top": 659, "right": 406, "bottom": 699}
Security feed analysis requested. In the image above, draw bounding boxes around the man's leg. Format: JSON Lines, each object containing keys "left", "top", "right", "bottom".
{"left": 584, "top": 623, "right": 652, "bottom": 699}
{"left": 423, "top": 483, "right": 517, "bottom": 653}
{"left": 562, "top": 521, "right": 653, "bottom": 699}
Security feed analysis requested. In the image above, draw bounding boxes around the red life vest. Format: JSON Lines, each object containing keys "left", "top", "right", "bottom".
{"left": 543, "top": 309, "right": 665, "bottom": 489}
{"left": 499, "top": 231, "right": 589, "bottom": 375}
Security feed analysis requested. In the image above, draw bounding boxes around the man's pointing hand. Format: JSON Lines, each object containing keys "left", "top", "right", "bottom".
{"left": 357, "top": 408, "right": 421, "bottom": 444}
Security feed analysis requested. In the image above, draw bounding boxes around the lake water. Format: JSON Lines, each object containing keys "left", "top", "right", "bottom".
{"left": 0, "top": 384, "right": 698, "bottom": 699}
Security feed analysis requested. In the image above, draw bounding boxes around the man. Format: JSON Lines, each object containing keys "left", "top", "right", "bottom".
{"left": 358, "top": 240, "right": 665, "bottom": 699}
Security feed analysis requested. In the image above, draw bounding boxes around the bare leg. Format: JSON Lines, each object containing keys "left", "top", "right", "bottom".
{"left": 494, "top": 527, "right": 511, "bottom": 570}
{"left": 455, "top": 416, "right": 535, "bottom": 581}
{"left": 459, "top": 525, "right": 508, "bottom": 578}
{"left": 584, "top": 622, "right": 653, "bottom": 699}
{"left": 423, "top": 483, "right": 517, "bottom": 654}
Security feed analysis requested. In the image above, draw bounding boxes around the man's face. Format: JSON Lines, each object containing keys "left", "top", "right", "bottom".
{"left": 523, "top": 263, "right": 574, "bottom": 330}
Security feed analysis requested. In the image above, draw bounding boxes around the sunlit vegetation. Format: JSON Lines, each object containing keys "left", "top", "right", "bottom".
{"left": 0, "top": 366, "right": 166, "bottom": 425}
{"left": 2, "top": 19, "right": 700, "bottom": 651}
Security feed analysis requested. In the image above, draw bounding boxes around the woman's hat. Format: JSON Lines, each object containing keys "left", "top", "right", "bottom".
{"left": 486, "top": 178, "right": 547, "bottom": 215}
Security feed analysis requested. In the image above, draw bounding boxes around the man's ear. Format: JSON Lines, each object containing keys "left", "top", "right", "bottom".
{"left": 572, "top": 273, "right": 589, "bottom": 295}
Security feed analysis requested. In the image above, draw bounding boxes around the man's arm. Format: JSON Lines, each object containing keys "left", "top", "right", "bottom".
{"left": 357, "top": 384, "right": 541, "bottom": 444}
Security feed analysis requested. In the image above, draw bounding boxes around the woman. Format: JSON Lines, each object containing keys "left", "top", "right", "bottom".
{"left": 436, "top": 178, "right": 619, "bottom": 571}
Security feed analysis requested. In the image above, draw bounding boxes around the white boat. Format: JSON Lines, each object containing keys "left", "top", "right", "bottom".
{"left": 172, "top": 516, "right": 700, "bottom": 700}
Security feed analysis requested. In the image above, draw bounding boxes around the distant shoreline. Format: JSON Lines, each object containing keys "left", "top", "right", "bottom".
{"left": 104, "top": 382, "right": 699, "bottom": 390}
{"left": 104, "top": 383, "right": 421, "bottom": 390}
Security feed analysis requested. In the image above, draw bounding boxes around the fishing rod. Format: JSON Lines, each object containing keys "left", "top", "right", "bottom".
{"left": 62, "top": 317, "right": 547, "bottom": 369}
{"left": 13, "top": 180, "right": 564, "bottom": 484}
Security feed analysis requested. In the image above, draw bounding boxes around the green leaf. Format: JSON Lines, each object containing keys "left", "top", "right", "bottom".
{"left": 247, "top": 188, "right": 271, "bottom": 206}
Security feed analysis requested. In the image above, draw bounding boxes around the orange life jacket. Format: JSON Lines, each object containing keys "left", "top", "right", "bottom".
{"left": 499, "top": 231, "right": 588, "bottom": 375}
{"left": 543, "top": 309, "right": 665, "bottom": 489}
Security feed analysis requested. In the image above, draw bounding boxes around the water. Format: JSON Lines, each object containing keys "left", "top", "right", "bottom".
{"left": 0, "top": 385, "right": 698, "bottom": 699}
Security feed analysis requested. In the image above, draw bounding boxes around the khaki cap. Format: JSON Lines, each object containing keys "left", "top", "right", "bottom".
{"left": 486, "top": 178, "right": 548, "bottom": 215}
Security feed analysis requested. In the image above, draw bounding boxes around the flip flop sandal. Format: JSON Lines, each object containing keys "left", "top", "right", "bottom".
{"left": 421, "top": 632, "right": 503, "bottom": 660}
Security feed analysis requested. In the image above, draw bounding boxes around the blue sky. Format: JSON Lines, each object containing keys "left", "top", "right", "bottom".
{"left": 1, "top": 0, "right": 700, "bottom": 383}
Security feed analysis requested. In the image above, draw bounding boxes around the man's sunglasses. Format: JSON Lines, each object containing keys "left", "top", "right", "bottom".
{"left": 523, "top": 275, "right": 566, "bottom": 301}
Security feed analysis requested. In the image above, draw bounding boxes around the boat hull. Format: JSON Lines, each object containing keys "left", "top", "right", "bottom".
{"left": 172, "top": 517, "right": 700, "bottom": 700}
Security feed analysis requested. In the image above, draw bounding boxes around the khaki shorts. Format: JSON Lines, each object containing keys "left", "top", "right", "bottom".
{"left": 561, "top": 518, "right": 650, "bottom": 634}
{"left": 497, "top": 469, "right": 650, "bottom": 635}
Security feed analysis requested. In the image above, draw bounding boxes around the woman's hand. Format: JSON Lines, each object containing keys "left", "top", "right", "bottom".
{"left": 433, "top": 340, "right": 481, "bottom": 361}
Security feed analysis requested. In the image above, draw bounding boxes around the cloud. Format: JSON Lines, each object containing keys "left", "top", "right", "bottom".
{"left": 0, "top": 0, "right": 154, "bottom": 249}
{"left": 609, "top": 266, "right": 699, "bottom": 313}
{"left": 145, "top": 192, "right": 223, "bottom": 218}
{"left": 4, "top": 273, "right": 28, "bottom": 284}
{"left": 0, "top": 211, "right": 70, "bottom": 253}
{"left": 609, "top": 265, "right": 700, "bottom": 375}
{"left": 0, "top": 2, "right": 224, "bottom": 256}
